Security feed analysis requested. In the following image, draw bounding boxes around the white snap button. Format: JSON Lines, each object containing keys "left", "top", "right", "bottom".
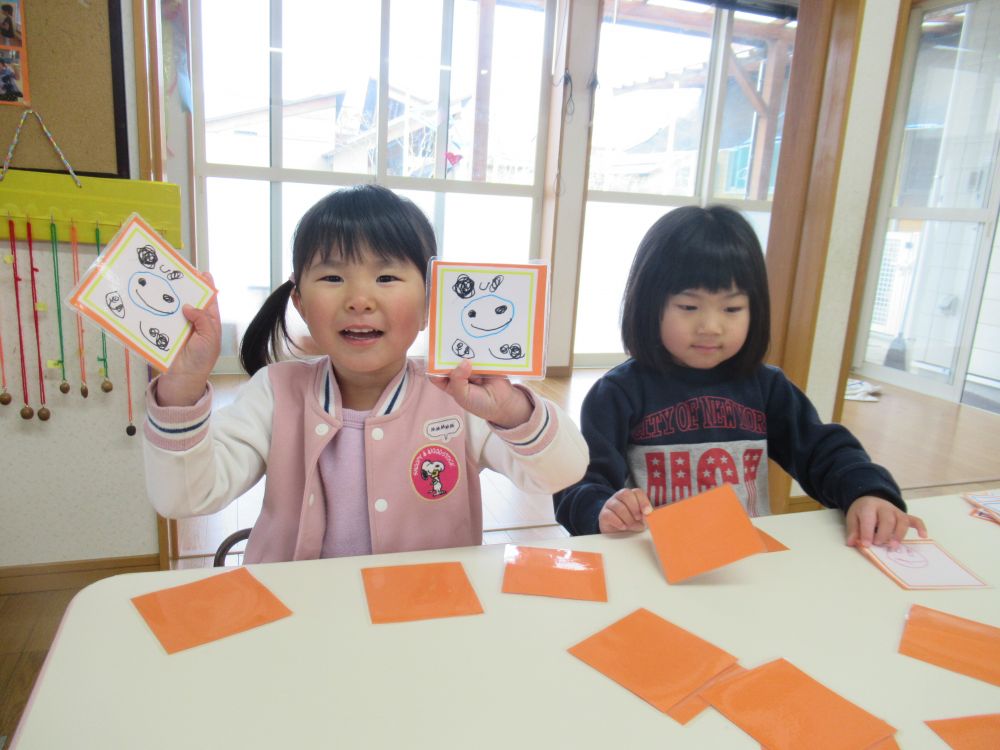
{"left": 374, "top": 498, "right": 388, "bottom": 512}
{"left": 315, "top": 423, "right": 329, "bottom": 436}
{"left": 371, "top": 427, "right": 384, "bottom": 441}
{"left": 308, "top": 493, "right": 315, "bottom": 506}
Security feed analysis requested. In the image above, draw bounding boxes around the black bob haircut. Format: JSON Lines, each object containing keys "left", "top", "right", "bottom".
{"left": 239, "top": 184, "right": 437, "bottom": 375}
{"left": 620, "top": 204, "right": 770, "bottom": 377}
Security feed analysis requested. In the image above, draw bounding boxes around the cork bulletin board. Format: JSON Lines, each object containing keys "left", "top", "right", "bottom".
{"left": 0, "top": 0, "right": 128, "bottom": 177}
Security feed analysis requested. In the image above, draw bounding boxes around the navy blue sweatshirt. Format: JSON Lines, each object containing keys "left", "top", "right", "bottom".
{"left": 554, "top": 359, "right": 904, "bottom": 535}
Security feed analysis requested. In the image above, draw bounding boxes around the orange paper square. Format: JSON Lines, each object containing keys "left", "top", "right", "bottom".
{"left": 361, "top": 562, "right": 484, "bottom": 624}
{"left": 647, "top": 484, "right": 767, "bottom": 583}
{"left": 700, "top": 658, "right": 895, "bottom": 750}
{"left": 666, "top": 663, "right": 747, "bottom": 724}
{"left": 757, "top": 528, "right": 789, "bottom": 552}
{"left": 501, "top": 544, "right": 607, "bottom": 602}
{"left": 131, "top": 567, "right": 292, "bottom": 654}
{"left": 898, "top": 605, "right": 1000, "bottom": 686}
{"left": 925, "top": 713, "right": 1000, "bottom": 750}
{"left": 568, "top": 608, "right": 737, "bottom": 713}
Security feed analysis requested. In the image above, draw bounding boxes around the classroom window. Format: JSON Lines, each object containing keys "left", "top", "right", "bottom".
{"left": 574, "top": 2, "right": 796, "bottom": 361}
{"left": 190, "top": 0, "right": 546, "bottom": 371}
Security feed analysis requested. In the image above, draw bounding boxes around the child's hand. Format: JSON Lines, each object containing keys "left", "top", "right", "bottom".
{"left": 156, "top": 281, "right": 222, "bottom": 407}
{"left": 599, "top": 488, "right": 653, "bottom": 533}
{"left": 845, "top": 495, "right": 927, "bottom": 549}
{"left": 429, "top": 359, "right": 533, "bottom": 429}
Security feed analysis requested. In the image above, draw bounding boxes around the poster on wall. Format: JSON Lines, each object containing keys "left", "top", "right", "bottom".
{"left": 0, "top": 0, "right": 29, "bottom": 105}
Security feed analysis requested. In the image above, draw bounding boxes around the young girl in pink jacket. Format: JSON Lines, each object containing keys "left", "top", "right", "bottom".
{"left": 143, "top": 185, "right": 587, "bottom": 563}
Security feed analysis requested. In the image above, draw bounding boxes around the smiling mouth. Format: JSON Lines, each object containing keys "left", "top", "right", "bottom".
{"left": 341, "top": 327, "right": 384, "bottom": 341}
{"left": 471, "top": 323, "right": 509, "bottom": 332}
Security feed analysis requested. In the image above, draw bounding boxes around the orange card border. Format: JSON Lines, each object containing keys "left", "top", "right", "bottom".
{"left": 858, "top": 539, "right": 988, "bottom": 590}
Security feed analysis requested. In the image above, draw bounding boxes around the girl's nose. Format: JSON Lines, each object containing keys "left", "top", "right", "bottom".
{"left": 698, "top": 313, "right": 723, "bottom": 334}
{"left": 345, "top": 285, "right": 376, "bottom": 312}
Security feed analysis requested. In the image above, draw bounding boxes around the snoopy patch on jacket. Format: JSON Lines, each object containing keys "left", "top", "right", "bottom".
{"left": 410, "top": 445, "right": 460, "bottom": 501}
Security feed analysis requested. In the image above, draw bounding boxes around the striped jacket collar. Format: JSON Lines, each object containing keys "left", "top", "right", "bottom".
{"left": 317, "top": 357, "right": 412, "bottom": 418}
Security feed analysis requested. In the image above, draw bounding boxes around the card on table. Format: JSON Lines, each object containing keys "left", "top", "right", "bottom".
{"left": 68, "top": 212, "right": 216, "bottom": 370}
{"left": 426, "top": 260, "right": 549, "bottom": 377}
{"left": 858, "top": 539, "right": 987, "bottom": 590}
{"left": 131, "top": 567, "right": 292, "bottom": 654}
{"left": 898, "top": 604, "right": 1000, "bottom": 687}
{"left": 568, "top": 607, "right": 738, "bottom": 715}
{"left": 700, "top": 657, "right": 896, "bottom": 750}
{"left": 646, "top": 483, "right": 768, "bottom": 583}
{"left": 925, "top": 713, "right": 1000, "bottom": 750}
{"left": 361, "top": 561, "right": 484, "bottom": 624}
{"left": 501, "top": 544, "right": 607, "bottom": 602}
{"left": 963, "top": 491, "right": 1000, "bottom": 524}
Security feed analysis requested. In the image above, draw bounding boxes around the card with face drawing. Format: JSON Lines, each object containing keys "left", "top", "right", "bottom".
{"left": 426, "top": 260, "right": 549, "bottom": 377}
{"left": 67, "top": 213, "right": 216, "bottom": 371}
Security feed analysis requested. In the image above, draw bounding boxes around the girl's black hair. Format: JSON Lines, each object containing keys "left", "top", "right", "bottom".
{"left": 239, "top": 184, "right": 437, "bottom": 375}
{"left": 620, "top": 204, "right": 770, "bottom": 377}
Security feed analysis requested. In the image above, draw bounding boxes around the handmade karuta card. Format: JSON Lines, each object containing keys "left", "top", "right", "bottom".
{"left": 426, "top": 260, "right": 549, "bottom": 377}
{"left": 501, "top": 544, "right": 607, "bottom": 602}
{"left": 68, "top": 213, "right": 216, "bottom": 370}
{"left": 963, "top": 491, "right": 1000, "bottom": 524}
{"left": 859, "top": 539, "right": 987, "bottom": 590}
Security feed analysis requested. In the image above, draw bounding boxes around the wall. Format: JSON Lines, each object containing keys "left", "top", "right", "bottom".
{"left": 0, "top": 2, "right": 159, "bottom": 568}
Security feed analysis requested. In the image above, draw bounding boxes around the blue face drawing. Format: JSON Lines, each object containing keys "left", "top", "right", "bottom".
{"left": 460, "top": 294, "right": 515, "bottom": 339}
{"left": 128, "top": 272, "right": 180, "bottom": 316}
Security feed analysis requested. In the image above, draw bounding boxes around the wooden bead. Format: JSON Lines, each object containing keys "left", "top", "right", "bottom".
{"left": 20, "top": 405, "right": 34, "bottom": 419}
{"left": 126, "top": 424, "right": 137, "bottom": 436}
{"left": 101, "top": 380, "right": 113, "bottom": 393}
{"left": 59, "top": 381, "right": 71, "bottom": 394}
{"left": 80, "top": 384, "right": 89, "bottom": 398}
{"left": 37, "top": 406, "right": 51, "bottom": 421}
{"left": 0, "top": 391, "right": 11, "bottom": 405}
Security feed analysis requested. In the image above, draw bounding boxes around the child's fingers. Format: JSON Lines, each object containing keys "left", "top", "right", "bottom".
{"left": 599, "top": 495, "right": 644, "bottom": 534}
{"left": 908, "top": 514, "right": 928, "bottom": 539}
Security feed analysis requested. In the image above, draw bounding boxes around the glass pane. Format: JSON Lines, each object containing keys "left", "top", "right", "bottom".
{"left": 588, "top": 1, "right": 715, "bottom": 196}
{"left": 962, "top": 224, "right": 1000, "bottom": 414}
{"left": 385, "top": 1, "right": 545, "bottom": 184}
{"left": 863, "top": 219, "right": 983, "bottom": 386}
{"left": 206, "top": 178, "right": 271, "bottom": 359}
{"left": 713, "top": 12, "right": 794, "bottom": 201}
{"left": 386, "top": 0, "right": 444, "bottom": 178}
{"left": 893, "top": 5, "right": 1000, "bottom": 209}
{"left": 574, "top": 202, "right": 675, "bottom": 354}
{"left": 201, "top": 0, "right": 270, "bottom": 167}
{"left": 282, "top": 1, "right": 381, "bottom": 173}
{"left": 416, "top": 191, "right": 532, "bottom": 263}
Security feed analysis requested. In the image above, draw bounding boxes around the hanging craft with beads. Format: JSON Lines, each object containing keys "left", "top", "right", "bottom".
{"left": 1, "top": 109, "right": 182, "bottom": 430}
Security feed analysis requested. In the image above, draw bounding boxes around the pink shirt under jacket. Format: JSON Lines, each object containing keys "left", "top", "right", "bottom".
{"left": 143, "top": 357, "right": 588, "bottom": 563}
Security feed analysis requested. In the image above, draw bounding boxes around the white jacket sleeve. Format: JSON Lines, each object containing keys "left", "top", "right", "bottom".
{"left": 469, "top": 386, "right": 588, "bottom": 495}
{"left": 142, "top": 369, "right": 275, "bottom": 519}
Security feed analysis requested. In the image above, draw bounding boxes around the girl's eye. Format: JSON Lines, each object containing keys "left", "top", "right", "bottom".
{"left": 725, "top": 306, "right": 746, "bottom": 313}
{"left": 320, "top": 275, "right": 343, "bottom": 283}
{"left": 376, "top": 274, "right": 399, "bottom": 283}
{"left": 677, "top": 304, "right": 697, "bottom": 312}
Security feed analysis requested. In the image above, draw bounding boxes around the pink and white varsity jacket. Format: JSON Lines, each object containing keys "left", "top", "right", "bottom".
{"left": 143, "top": 357, "right": 588, "bottom": 563}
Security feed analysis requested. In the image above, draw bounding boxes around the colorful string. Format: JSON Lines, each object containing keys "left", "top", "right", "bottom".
{"left": 95, "top": 225, "right": 112, "bottom": 390}
{"left": 0, "top": 258, "right": 8, "bottom": 402}
{"left": 70, "top": 223, "right": 89, "bottom": 396}
{"left": 0, "top": 109, "right": 82, "bottom": 187}
{"left": 49, "top": 218, "right": 69, "bottom": 388}
{"left": 25, "top": 220, "right": 48, "bottom": 415}
{"left": 124, "top": 350, "right": 135, "bottom": 435}
{"left": 7, "top": 218, "right": 31, "bottom": 412}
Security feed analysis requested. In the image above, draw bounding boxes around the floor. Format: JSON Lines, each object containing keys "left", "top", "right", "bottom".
{"left": 3, "top": 370, "right": 1000, "bottom": 744}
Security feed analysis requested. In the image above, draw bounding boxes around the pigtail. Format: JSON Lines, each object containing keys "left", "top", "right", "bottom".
{"left": 239, "top": 281, "right": 295, "bottom": 375}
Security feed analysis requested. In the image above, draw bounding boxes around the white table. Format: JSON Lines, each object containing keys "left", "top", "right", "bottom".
{"left": 12, "top": 496, "right": 1000, "bottom": 749}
